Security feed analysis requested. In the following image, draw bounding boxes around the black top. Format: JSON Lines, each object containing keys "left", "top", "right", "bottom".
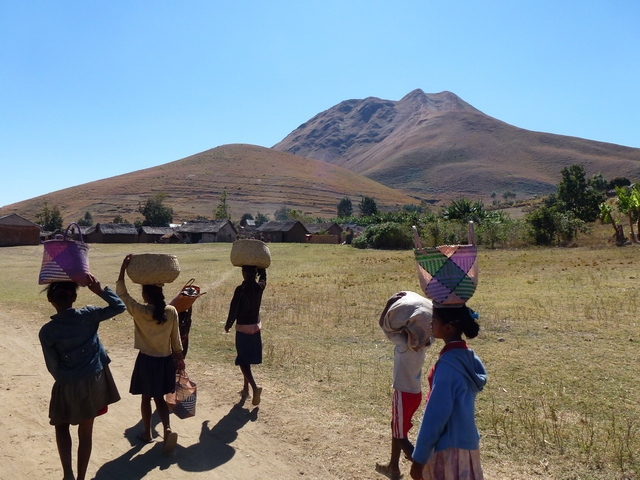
{"left": 225, "top": 270, "right": 267, "bottom": 330}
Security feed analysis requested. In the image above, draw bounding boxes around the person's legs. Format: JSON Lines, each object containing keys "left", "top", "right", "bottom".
{"left": 154, "top": 396, "right": 178, "bottom": 453}
{"left": 55, "top": 423, "right": 75, "bottom": 480}
{"left": 239, "top": 364, "right": 262, "bottom": 405}
{"left": 140, "top": 394, "right": 153, "bottom": 441}
{"left": 153, "top": 396, "right": 171, "bottom": 437}
{"left": 76, "top": 418, "right": 94, "bottom": 480}
{"left": 239, "top": 364, "right": 257, "bottom": 391}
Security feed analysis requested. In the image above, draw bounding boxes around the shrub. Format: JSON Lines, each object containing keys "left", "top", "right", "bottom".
{"left": 352, "top": 222, "right": 413, "bottom": 250}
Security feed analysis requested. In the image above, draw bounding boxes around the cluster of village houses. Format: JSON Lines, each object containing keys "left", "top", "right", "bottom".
{"left": 0, "top": 213, "right": 361, "bottom": 247}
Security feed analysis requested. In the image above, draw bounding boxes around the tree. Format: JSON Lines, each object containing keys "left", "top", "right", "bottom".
{"left": 240, "top": 213, "right": 254, "bottom": 226}
{"left": 139, "top": 193, "right": 173, "bottom": 227}
{"left": 113, "top": 214, "right": 128, "bottom": 224}
{"left": 274, "top": 206, "right": 291, "bottom": 220}
{"left": 214, "top": 190, "right": 232, "bottom": 220}
{"left": 359, "top": 196, "right": 378, "bottom": 216}
{"left": 77, "top": 211, "right": 93, "bottom": 227}
{"left": 591, "top": 173, "right": 608, "bottom": 192}
{"left": 35, "top": 201, "right": 63, "bottom": 231}
{"left": 556, "top": 164, "right": 603, "bottom": 222}
{"left": 607, "top": 177, "right": 631, "bottom": 190}
{"left": 337, "top": 197, "right": 353, "bottom": 218}
{"left": 255, "top": 212, "right": 270, "bottom": 227}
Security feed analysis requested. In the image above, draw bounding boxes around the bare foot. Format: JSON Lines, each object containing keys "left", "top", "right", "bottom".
{"left": 252, "top": 386, "right": 262, "bottom": 406}
{"left": 375, "top": 462, "right": 403, "bottom": 480}
{"left": 162, "top": 430, "right": 178, "bottom": 454}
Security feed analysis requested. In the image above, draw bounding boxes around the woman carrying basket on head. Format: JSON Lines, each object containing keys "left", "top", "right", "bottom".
{"left": 116, "top": 254, "right": 185, "bottom": 454}
{"left": 40, "top": 275, "right": 125, "bottom": 480}
{"left": 225, "top": 265, "right": 267, "bottom": 406}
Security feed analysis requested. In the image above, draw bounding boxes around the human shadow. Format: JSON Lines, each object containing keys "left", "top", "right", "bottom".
{"left": 177, "top": 397, "right": 259, "bottom": 472}
{"left": 92, "top": 399, "right": 258, "bottom": 479}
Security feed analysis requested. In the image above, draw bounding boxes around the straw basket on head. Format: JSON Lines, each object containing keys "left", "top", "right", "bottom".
{"left": 126, "top": 253, "right": 181, "bottom": 285}
{"left": 230, "top": 239, "right": 271, "bottom": 269}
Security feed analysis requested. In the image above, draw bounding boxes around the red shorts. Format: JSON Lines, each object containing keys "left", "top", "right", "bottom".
{"left": 391, "top": 390, "right": 422, "bottom": 438}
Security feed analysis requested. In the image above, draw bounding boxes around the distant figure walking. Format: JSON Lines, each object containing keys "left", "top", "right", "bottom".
{"left": 225, "top": 265, "right": 267, "bottom": 405}
{"left": 116, "top": 254, "right": 185, "bottom": 454}
{"left": 39, "top": 275, "right": 125, "bottom": 480}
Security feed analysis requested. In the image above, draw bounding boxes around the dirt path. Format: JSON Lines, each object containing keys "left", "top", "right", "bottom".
{"left": 0, "top": 306, "right": 345, "bottom": 480}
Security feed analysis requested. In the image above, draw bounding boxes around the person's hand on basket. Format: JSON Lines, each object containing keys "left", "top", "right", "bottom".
{"left": 86, "top": 273, "right": 103, "bottom": 295}
{"left": 118, "top": 254, "right": 133, "bottom": 282}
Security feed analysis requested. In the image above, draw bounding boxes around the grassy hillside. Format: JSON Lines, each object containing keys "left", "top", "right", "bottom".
{"left": 0, "top": 144, "right": 419, "bottom": 225}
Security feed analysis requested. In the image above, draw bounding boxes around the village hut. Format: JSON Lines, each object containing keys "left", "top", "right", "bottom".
{"left": 83, "top": 223, "right": 138, "bottom": 243}
{"left": 305, "top": 222, "right": 343, "bottom": 236}
{"left": 304, "top": 222, "right": 343, "bottom": 244}
{"left": 0, "top": 214, "right": 41, "bottom": 246}
{"left": 255, "top": 220, "right": 309, "bottom": 243}
{"left": 138, "top": 226, "right": 177, "bottom": 243}
{"left": 175, "top": 220, "right": 237, "bottom": 243}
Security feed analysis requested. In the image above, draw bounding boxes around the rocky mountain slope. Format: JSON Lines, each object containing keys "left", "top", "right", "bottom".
{"left": 273, "top": 89, "right": 640, "bottom": 200}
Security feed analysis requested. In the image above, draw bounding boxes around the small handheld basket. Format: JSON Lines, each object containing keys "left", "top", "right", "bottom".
{"left": 166, "top": 370, "right": 197, "bottom": 419}
{"left": 170, "top": 278, "right": 206, "bottom": 313}
{"left": 38, "top": 223, "right": 90, "bottom": 286}
{"left": 126, "top": 253, "right": 181, "bottom": 285}
{"left": 230, "top": 239, "right": 271, "bottom": 268}
{"left": 412, "top": 222, "right": 478, "bottom": 305}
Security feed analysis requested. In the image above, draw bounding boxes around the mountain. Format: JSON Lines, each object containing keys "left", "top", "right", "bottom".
{"left": 0, "top": 144, "right": 419, "bottom": 225}
{"left": 273, "top": 89, "right": 640, "bottom": 200}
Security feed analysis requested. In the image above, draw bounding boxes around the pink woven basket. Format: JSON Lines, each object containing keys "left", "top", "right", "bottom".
{"left": 38, "top": 223, "right": 90, "bottom": 286}
{"left": 412, "top": 222, "right": 478, "bottom": 305}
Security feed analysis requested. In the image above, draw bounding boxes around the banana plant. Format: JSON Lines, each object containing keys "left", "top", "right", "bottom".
{"left": 615, "top": 186, "right": 637, "bottom": 242}
{"left": 599, "top": 202, "right": 626, "bottom": 245}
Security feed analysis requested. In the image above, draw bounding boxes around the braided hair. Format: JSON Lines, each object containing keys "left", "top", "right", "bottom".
{"left": 142, "top": 285, "right": 167, "bottom": 324}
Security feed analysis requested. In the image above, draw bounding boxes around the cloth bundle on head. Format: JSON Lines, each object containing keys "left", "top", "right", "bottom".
{"left": 379, "top": 291, "right": 433, "bottom": 351}
{"left": 412, "top": 222, "right": 478, "bottom": 306}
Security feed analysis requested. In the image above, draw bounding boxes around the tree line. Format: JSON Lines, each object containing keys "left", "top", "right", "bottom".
{"left": 34, "top": 166, "right": 637, "bottom": 249}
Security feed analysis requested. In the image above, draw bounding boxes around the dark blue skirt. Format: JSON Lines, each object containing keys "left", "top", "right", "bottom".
{"left": 235, "top": 331, "right": 262, "bottom": 366}
{"left": 129, "top": 352, "right": 176, "bottom": 398}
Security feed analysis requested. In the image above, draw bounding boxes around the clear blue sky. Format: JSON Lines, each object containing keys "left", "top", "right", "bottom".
{"left": 1, "top": 0, "right": 638, "bottom": 208}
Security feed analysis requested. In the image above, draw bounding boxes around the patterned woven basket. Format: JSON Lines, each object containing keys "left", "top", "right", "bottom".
{"left": 38, "top": 223, "right": 90, "bottom": 286}
{"left": 412, "top": 222, "right": 478, "bottom": 305}
{"left": 126, "top": 253, "right": 181, "bottom": 285}
{"left": 230, "top": 239, "right": 271, "bottom": 268}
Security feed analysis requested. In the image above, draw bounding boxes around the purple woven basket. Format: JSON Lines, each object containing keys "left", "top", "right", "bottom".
{"left": 38, "top": 223, "right": 90, "bottom": 286}
{"left": 412, "top": 223, "right": 478, "bottom": 305}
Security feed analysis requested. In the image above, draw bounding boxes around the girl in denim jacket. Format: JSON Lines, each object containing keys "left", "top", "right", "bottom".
{"left": 39, "top": 274, "right": 125, "bottom": 480}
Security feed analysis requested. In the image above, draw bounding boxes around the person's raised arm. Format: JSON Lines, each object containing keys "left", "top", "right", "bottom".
{"left": 378, "top": 291, "right": 407, "bottom": 328}
{"left": 118, "top": 254, "right": 133, "bottom": 282}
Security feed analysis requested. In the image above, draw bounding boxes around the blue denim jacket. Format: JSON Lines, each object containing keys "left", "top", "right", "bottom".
{"left": 39, "top": 287, "right": 126, "bottom": 384}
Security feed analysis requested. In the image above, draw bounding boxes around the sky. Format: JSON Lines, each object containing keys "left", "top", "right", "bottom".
{"left": 1, "top": 0, "right": 639, "bottom": 208}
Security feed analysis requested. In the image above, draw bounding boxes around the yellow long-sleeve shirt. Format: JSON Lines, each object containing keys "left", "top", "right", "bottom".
{"left": 116, "top": 280, "right": 182, "bottom": 357}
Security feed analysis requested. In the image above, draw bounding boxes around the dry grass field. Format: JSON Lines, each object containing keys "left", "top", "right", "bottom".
{"left": 2, "top": 236, "right": 639, "bottom": 479}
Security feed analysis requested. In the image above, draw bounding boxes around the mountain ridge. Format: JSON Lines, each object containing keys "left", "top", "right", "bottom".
{"left": 273, "top": 89, "right": 640, "bottom": 199}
